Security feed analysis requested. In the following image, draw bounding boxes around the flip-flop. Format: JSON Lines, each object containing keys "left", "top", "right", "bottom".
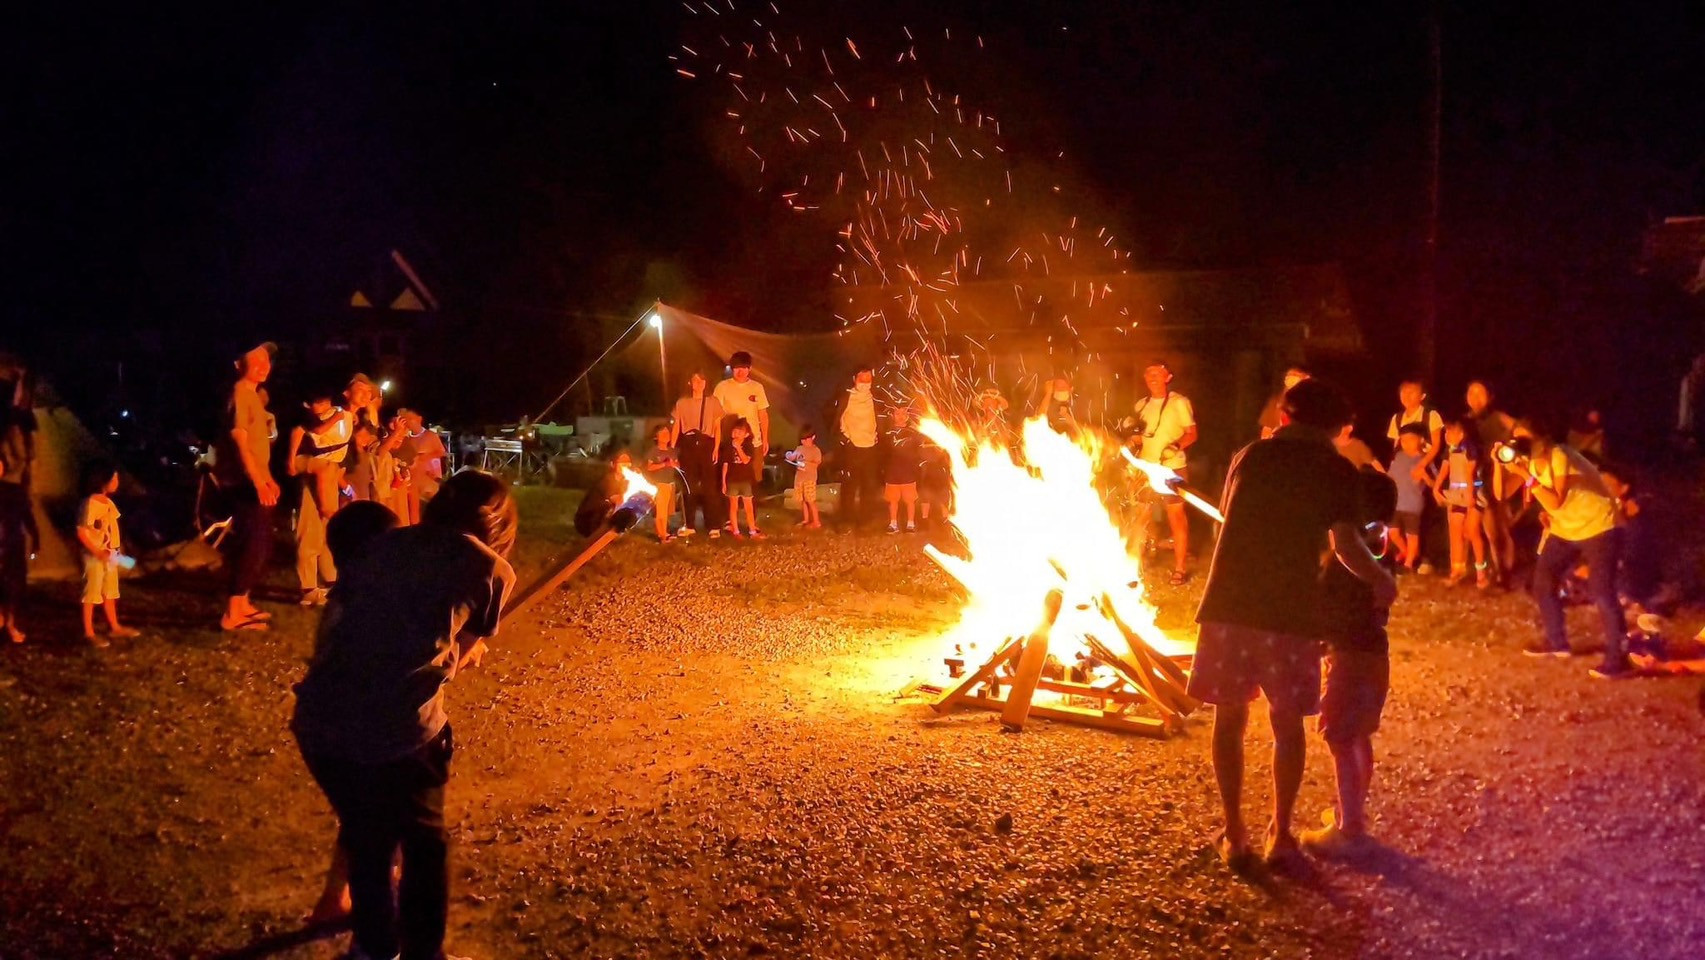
{"left": 1214, "top": 830, "right": 1256, "bottom": 874}
{"left": 221, "top": 613, "right": 270, "bottom": 632}
{"left": 1263, "top": 823, "right": 1308, "bottom": 874}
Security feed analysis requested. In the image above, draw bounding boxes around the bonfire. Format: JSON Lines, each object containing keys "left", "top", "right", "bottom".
{"left": 912, "top": 415, "right": 1199, "bottom": 737}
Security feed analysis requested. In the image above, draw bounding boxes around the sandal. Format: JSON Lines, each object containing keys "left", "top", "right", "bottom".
{"left": 1214, "top": 829, "right": 1256, "bottom": 874}
{"left": 1262, "top": 822, "right": 1307, "bottom": 874}
{"left": 220, "top": 612, "right": 271, "bottom": 632}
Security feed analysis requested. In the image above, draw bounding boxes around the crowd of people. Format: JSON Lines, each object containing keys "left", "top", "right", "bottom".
{"left": 0, "top": 336, "right": 1689, "bottom": 954}
{"left": 213, "top": 342, "right": 451, "bottom": 634}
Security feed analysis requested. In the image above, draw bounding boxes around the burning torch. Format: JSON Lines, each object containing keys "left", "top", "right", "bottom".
{"left": 499, "top": 467, "right": 658, "bottom": 627}
{"left": 1120, "top": 449, "right": 1225, "bottom": 524}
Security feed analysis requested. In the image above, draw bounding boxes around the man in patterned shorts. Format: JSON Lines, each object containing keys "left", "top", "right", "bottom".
{"left": 1189, "top": 378, "right": 1396, "bottom": 872}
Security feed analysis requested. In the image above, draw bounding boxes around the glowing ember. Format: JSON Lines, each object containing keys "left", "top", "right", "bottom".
{"left": 918, "top": 415, "right": 1191, "bottom": 673}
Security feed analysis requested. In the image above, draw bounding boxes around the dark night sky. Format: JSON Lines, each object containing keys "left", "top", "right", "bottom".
{"left": 7, "top": 1, "right": 1705, "bottom": 431}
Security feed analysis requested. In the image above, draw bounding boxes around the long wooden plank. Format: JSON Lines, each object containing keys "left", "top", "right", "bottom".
{"left": 956, "top": 693, "right": 1170, "bottom": 738}
{"left": 1087, "top": 634, "right": 1184, "bottom": 724}
{"left": 1097, "top": 594, "right": 1193, "bottom": 690}
{"left": 1096, "top": 595, "right": 1200, "bottom": 714}
{"left": 500, "top": 526, "right": 621, "bottom": 628}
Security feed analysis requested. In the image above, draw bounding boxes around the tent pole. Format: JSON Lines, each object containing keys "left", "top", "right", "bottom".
{"left": 533, "top": 301, "right": 658, "bottom": 423}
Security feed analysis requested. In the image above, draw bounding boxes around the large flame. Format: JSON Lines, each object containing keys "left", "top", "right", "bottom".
{"left": 918, "top": 415, "right": 1190, "bottom": 667}
{"left": 619, "top": 466, "right": 658, "bottom": 502}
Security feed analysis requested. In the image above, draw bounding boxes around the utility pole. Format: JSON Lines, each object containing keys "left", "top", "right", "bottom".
{"left": 1420, "top": 2, "right": 1442, "bottom": 385}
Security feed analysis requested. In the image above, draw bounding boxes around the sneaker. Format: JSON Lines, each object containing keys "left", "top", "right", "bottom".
{"left": 299, "top": 589, "right": 320, "bottom": 607}
{"left": 1416, "top": 562, "right": 1435, "bottom": 576}
{"left": 886, "top": 523, "right": 899, "bottom": 534}
{"left": 677, "top": 527, "right": 696, "bottom": 538}
{"left": 708, "top": 529, "right": 721, "bottom": 539}
{"left": 1588, "top": 663, "right": 1634, "bottom": 680}
{"left": 1521, "top": 643, "right": 1571, "bottom": 659}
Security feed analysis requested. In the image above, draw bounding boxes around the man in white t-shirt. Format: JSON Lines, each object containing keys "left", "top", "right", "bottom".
{"left": 1130, "top": 360, "right": 1199, "bottom": 584}
{"left": 713, "top": 351, "right": 771, "bottom": 455}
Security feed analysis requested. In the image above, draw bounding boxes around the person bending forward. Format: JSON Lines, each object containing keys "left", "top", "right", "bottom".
{"left": 291, "top": 471, "right": 517, "bottom": 960}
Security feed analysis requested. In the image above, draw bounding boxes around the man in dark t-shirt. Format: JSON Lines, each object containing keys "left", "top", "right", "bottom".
{"left": 1189, "top": 379, "right": 1396, "bottom": 871}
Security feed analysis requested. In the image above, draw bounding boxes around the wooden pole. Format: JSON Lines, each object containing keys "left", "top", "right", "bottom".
{"left": 499, "top": 526, "right": 622, "bottom": 628}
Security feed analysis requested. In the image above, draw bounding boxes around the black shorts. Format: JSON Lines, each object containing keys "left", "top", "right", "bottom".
{"left": 1393, "top": 510, "right": 1421, "bottom": 536}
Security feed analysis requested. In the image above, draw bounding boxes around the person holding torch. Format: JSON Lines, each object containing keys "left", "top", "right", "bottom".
{"left": 291, "top": 470, "right": 517, "bottom": 960}
{"left": 1130, "top": 359, "right": 1199, "bottom": 585}
{"left": 1496, "top": 420, "right": 1630, "bottom": 677}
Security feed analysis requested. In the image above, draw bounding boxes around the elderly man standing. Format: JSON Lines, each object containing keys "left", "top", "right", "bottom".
{"left": 837, "top": 365, "right": 880, "bottom": 527}
{"left": 1189, "top": 378, "right": 1395, "bottom": 871}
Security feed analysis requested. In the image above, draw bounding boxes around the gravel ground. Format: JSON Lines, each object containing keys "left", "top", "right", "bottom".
{"left": 1, "top": 488, "right": 1702, "bottom": 960}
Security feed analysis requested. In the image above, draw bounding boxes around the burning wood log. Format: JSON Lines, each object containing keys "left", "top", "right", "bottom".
{"left": 1000, "top": 590, "right": 1064, "bottom": 730}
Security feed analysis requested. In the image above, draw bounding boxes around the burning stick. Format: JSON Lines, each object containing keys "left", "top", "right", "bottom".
{"left": 1000, "top": 590, "right": 1064, "bottom": 730}
{"left": 499, "top": 469, "right": 657, "bottom": 627}
{"left": 1120, "top": 449, "right": 1225, "bottom": 523}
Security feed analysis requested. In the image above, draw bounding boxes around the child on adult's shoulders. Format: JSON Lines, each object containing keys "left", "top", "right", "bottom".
{"left": 1302, "top": 464, "right": 1399, "bottom": 859}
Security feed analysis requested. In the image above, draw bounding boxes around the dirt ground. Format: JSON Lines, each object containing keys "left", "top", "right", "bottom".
{"left": 1, "top": 487, "right": 1702, "bottom": 960}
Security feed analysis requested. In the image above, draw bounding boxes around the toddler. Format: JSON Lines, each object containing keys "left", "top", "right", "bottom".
{"left": 76, "top": 461, "right": 139, "bottom": 646}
